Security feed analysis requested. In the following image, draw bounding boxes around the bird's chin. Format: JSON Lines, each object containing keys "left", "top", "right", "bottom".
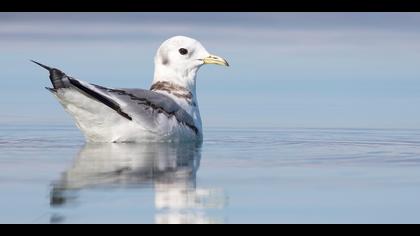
{"left": 191, "top": 60, "right": 205, "bottom": 70}
{"left": 197, "top": 59, "right": 206, "bottom": 66}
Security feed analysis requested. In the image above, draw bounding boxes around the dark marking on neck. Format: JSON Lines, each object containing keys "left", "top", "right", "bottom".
{"left": 150, "top": 81, "right": 195, "bottom": 106}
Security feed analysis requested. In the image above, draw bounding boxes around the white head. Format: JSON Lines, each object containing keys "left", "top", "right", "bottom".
{"left": 153, "top": 36, "right": 229, "bottom": 92}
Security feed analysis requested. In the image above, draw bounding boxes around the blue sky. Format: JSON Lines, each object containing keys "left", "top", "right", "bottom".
{"left": 1, "top": 13, "right": 420, "bottom": 129}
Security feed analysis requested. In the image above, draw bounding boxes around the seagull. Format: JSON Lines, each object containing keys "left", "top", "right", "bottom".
{"left": 32, "top": 36, "right": 229, "bottom": 143}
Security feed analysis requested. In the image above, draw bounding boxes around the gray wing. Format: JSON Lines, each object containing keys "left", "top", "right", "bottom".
{"left": 70, "top": 79, "right": 198, "bottom": 134}
{"left": 31, "top": 60, "right": 198, "bottom": 134}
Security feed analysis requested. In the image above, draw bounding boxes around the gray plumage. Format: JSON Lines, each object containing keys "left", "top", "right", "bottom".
{"left": 88, "top": 85, "right": 198, "bottom": 134}
{"left": 31, "top": 60, "right": 198, "bottom": 134}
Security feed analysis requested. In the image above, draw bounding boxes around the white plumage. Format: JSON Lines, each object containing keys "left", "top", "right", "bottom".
{"left": 33, "top": 36, "right": 229, "bottom": 143}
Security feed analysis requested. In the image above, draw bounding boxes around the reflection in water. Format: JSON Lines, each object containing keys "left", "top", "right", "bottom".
{"left": 50, "top": 142, "right": 226, "bottom": 224}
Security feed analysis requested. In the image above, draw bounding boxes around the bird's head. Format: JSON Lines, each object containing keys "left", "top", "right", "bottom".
{"left": 153, "top": 36, "right": 229, "bottom": 90}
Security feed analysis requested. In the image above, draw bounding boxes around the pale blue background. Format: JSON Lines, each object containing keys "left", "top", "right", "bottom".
{"left": 2, "top": 13, "right": 420, "bottom": 224}
{"left": 1, "top": 12, "right": 420, "bottom": 129}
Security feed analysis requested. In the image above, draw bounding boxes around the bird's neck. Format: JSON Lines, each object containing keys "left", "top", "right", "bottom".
{"left": 150, "top": 80, "right": 197, "bottom": 107}
{"left": 152, "top": 65, "right": 198, "bottom": 94}
{"left": 152, "top": 65, "right": 199, "bottom": 106}
{"left": 152, "top": 65, "right": 202, "bottom": 130}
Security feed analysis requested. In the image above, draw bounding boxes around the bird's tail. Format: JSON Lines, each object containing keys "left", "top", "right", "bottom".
{"left": 31, "top": 60, "right": 70, "bottom": 90}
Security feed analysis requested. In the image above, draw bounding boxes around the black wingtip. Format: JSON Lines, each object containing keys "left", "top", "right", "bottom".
{"left": 45, "top": 87, "right": 57, "bottom": 93}
{"left": 31, "top": 60, "right": 52, "bottom": 71}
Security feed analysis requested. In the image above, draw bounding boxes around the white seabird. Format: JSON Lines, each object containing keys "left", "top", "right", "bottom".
{"left": 32, "top": 36, "right": 229, "bottom": 143}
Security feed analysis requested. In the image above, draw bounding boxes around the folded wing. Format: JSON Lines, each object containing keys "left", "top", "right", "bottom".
{"left": 32, "top": 61, "right": 198, "bottom": 135}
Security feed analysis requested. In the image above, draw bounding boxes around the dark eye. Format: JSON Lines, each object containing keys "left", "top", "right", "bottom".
{"left": 179, "top": 48, "right": 188, "bottom": 55}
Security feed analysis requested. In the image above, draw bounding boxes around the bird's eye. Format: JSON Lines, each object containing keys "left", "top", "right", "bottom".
{"left": 179, "top": 48, "right": 188, "bottom": 55}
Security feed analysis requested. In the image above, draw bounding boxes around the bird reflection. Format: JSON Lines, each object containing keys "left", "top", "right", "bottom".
{"left": 50, "top": 142, "right": 226, "bottom": 224}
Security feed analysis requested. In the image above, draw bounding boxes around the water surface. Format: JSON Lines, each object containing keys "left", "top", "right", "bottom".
{"left": 1, "top": 125, "right": 420, "bottom": 223}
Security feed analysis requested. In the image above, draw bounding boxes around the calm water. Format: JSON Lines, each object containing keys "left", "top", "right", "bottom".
{"left": 1, "top": 125, "right": 420, "bottom": 224}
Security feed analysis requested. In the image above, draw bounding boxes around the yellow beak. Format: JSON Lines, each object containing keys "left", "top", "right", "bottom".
{"left": 202, "top": 54, "right": 229, "bottom": 67}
